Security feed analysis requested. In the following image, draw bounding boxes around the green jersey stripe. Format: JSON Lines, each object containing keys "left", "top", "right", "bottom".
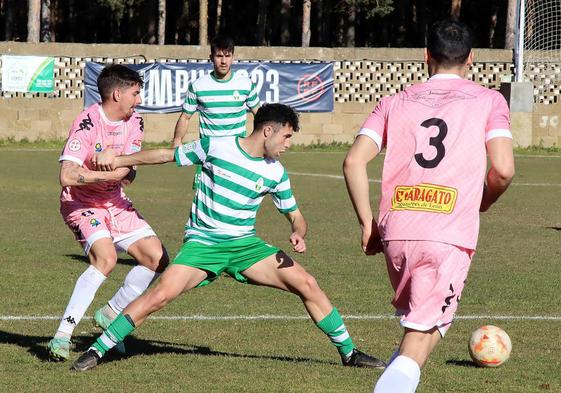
{"left": 199, "top": 120, "right": 247, "bottom": 131}
{"left": 198, "top": 181, "right": 260, "bottom": 212}
{"left": 196, "top": 89, "right": 251, "bottom": 97}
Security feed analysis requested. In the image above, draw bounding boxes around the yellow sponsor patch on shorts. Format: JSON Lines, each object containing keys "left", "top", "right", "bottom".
{"left": 391, "top": 183, "right": 457, "bottom": 214}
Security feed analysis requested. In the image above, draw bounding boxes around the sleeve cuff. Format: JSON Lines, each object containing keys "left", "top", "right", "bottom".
{"left": 486, "top": 129, "right": 512, "bottom": 142}
{"left": 59, "top": 155, "right": 84, "bottom": 166}
{"left": 357, "top": 128, "right": 383, "bottom": 151}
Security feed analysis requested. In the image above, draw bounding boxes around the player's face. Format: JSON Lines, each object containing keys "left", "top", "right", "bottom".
{"left": 118, "top": 83, "right": 142, "bottom": 120}
{"left": 264, "top": 125, "right": 294, "bottom": 159}
{"left": 211, "top": 49, "right": 233, "bottom": 79}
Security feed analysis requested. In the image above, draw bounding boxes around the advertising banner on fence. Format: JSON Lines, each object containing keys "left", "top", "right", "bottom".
{"left": 84, "top": 61, "right": 333, "bottom": 113}
{"left": 1, "top": 55, "right": 55, "bottom": 93}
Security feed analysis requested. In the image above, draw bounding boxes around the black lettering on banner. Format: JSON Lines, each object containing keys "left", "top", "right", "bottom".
{"left": 415, "top": 118, "right": 447, "bottom": 169}
{"left": 74, "top": 113, "right": 94, "bottom": 133}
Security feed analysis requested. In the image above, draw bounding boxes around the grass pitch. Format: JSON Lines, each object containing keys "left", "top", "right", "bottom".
{"left": 0, "top": 149, "right": 560, "bottom": 392}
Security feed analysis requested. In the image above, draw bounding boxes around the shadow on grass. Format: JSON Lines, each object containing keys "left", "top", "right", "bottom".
{"left": 0, "top": 330, "right": 335, "bottom": 367}
{"left": 547, "top": 226, "right": 561, "bottom": 231}
{"left": 65, "top": 254, "right": 137, "bottom": 267}
{"left": 445, "top": 359, "right": 479, "bottom": 368}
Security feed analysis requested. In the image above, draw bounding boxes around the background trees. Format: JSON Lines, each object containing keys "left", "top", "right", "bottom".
{"left": 0, "top": 0, "right": 515, "bottom": 48}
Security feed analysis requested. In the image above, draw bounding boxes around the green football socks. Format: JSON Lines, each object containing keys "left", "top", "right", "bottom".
{"left": 91, "top": 313, "right": 135, "bottom": 356}
{"left": 316, "top": 308, "right": 355, "bottom": 359}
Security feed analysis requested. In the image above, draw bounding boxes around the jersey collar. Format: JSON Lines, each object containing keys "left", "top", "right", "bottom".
{"left": 429, "top": 74, "right": 463, "bottom": 81}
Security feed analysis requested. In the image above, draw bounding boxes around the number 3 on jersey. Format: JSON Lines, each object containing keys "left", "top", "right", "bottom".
{"left": 415, "top": 118, "right": 447, "bottom": 169}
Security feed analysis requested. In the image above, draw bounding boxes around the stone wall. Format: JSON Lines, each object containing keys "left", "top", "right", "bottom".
{"left": 0, "top": 42, "right": 559, "bottom": 147}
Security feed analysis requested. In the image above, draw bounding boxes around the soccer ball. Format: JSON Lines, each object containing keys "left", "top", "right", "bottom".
{"left": 468, "top": 325, "right": 512, "bottom": 367}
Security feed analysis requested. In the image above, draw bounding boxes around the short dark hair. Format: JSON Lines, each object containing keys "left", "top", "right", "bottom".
{"left": 211, "top": 35, "right": 235, "bottom": 55}
{"left": 427, "top": 19, "right": 472, "bottom": 67}
{"left": 97, "top": 64, "right": 143, "bottom": 101}
{"left": 254, "top": 103, "right": 300, "bottom": 132}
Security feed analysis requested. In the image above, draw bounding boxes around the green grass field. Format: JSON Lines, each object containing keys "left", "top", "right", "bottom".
{"left": 1, "top": 149, "right": 560, "bottom": 393}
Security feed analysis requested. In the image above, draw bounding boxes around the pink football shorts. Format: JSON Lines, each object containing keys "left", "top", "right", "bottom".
{"left": 383, "top": 240, "right": 474, "bottom": 337}
{"left": 61, "top": 201, "right": 156, "bottom": 255}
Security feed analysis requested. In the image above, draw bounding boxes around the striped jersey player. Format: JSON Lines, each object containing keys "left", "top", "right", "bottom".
{"left": 71, "top": 103, "right": 386, "bottom": 373}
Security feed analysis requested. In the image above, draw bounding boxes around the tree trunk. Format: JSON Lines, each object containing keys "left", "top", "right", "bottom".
{"left": 256, "top": 0, "right": 270, "bottom": 45}
{"left": 199, "top": 0, "right": 208, "bottom": 45}
{"left": 5, "top": 0, "right": 14, "bottom": 40}
{"left": 346, "top": 3, "right": 356, "bottom": 47}
{"left": 27, "top": 0, "right": 40, "bottom": 42}
{"left": 451, "top": 0, "right": 461, "bottom": 19}
{"left": 216, "top": 0, "right": 222, "bottom": 33}
{"left": 505, "top": 0, "right": 517, "bottom": 49}
{"left": 302, "top": 0, "right": 311, "bottom": 47}
{"left": 158, "top": 0, "right": 166, "bottom": 44}
{"left": 280, "top": 0, "right": 291, "bottom": 45}
{"left": 40, "top": 0, "right": 51, "bottom": 41}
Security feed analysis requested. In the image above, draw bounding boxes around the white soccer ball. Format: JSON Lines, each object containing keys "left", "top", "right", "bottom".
{"left": 468, "top": 325, "right": 512, "bottom": 367}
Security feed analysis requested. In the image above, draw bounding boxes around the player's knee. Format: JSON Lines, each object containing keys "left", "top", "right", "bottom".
{"left": 91, "top": 255, "right": 118, "bottom": 275}
{"left": 141, "top": 246, "right": 169, "bottom": 273}
{"left": 294, "top": 274, "right": 322, "bottom": 299}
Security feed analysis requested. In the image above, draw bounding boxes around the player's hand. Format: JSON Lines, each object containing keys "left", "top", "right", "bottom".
{"left": 121, "top": 168, "right": 136, "bottom": 186}
{"left": 361, "top": 219, "right": 383, "bottom": 255}
{"left": 91, "top": 149, "right": 116, "bottom": 171}
{"left": 289, "top": 233, "right": 306, "bottom": 253}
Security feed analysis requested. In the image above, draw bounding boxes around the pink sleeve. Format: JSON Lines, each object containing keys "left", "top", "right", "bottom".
{"left": 124, "top": 114, "right": 145, "bottom": 155}
{"left": 59, "top": 113, "right": 95, "bottom": 166}
{"left": 485, "top": 92, "right": 512, "bottom": 141}
{"left": 357, "top": 98, "right": 387, "bottom": 150}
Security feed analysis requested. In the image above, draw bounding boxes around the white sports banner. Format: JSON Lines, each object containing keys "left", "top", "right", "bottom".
{"left": 1, "top": 55, "right": 55, "bottom": 93}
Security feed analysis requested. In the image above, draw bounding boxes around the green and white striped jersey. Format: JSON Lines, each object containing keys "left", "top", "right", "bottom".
{"left": 174, "top": 137, "right": 298, "bottom": 245}
{"left": 182, "top": 71, "right": 260, "bottom": 137}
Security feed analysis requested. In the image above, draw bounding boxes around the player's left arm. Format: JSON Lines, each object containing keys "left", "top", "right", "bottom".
{"left": 284, "top": 208, "right": 307, "bottom": 253}
{"left": 343, "top": 135, "right": 382, "bottom": 254}
{"left": 481, "top": 137, "right": 515, "bottom": 212}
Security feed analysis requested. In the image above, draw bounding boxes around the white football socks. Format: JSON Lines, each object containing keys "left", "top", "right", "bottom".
{"left": 374, "top": 355, "right": 421, "bottom": 393}
{"left": 55, "top": 265, "right": 107, "bottom": 337}
{"left": 107, "top": 265, "right": 159, "bottom": 313}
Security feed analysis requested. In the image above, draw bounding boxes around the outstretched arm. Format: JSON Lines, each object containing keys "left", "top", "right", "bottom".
{"left": 480, "top": 137, "right": 515, "bottom": 212}
{"left": 111, "top": 148, "right": 176, "bottom": 169}
{"left": 284, "top": 208, "right": 307, "bottom": 253}
{"left": 59, "top": 160, "right": 130, "bottom": 187}
{"left": 343, "top": 135, "right": 382, "bottom": 255}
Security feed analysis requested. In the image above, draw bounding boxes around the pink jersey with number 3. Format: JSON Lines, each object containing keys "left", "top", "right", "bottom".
{"left": 358, "top": 75, "right": 511, "bottom": 250}
{"left": 59, "top": 103, "right": 144, "bottom": 205}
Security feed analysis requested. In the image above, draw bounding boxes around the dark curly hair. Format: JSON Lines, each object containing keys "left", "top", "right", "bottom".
{"left": 254, "top": 103, "right": 300, "bottom": 132}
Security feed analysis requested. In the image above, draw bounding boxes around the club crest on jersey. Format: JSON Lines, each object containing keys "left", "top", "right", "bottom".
{"left": 391, "top": 183, "right": 457, "bottom": 214}
{"left": 95, "top": 143, "right": 103, "bottom": 152}
{"left": 68, "top": 139, "right": 81, "bottom": 151}
{"left": 131, "top": 139, "right": 142, "bottom": 152}
{"left": 255, "top": 177, "right": 264, "bottom": 192}
{"left": 182, "top": 141, "right": 197, "bottom": 154}
{"left": 90, "top": 218, "right": 101, "bottom": 227}
{"left": 232, "top": 90, "right": 241, "bottom": 101}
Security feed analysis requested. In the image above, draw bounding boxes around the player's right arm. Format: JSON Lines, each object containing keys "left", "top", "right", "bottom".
{"left": 343, "top": 135, "right": 382, "bottom": 255}
{"left": 480, "top": 137, "right": 515, "bottom": 212}
{"left": 114, "top": 148, "right": 176, "bottom": 168}
{"left": 172, "top": 112, "right": 192, "bottom": 147}
{"left": 59, "top": 160, "right": 131, "bottom": 187}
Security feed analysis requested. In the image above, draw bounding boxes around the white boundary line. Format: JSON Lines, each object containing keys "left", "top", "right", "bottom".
{"left": 288, "top": 171, "right": 561, "bottom": 187}
{"left": 1, "top": 314, "right": 560, "bottom": 321}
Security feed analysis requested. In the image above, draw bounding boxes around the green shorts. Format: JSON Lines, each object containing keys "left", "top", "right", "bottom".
{"left": 172, "top": 236, "right": 280, "bottom": 287}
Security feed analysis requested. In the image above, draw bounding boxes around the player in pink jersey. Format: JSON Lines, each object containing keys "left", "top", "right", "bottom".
{"left": 343, "top": 20, "right": 514, "bottom": 392}
{"left": 48, "top": 65, "right": 169, "bottom": 361}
